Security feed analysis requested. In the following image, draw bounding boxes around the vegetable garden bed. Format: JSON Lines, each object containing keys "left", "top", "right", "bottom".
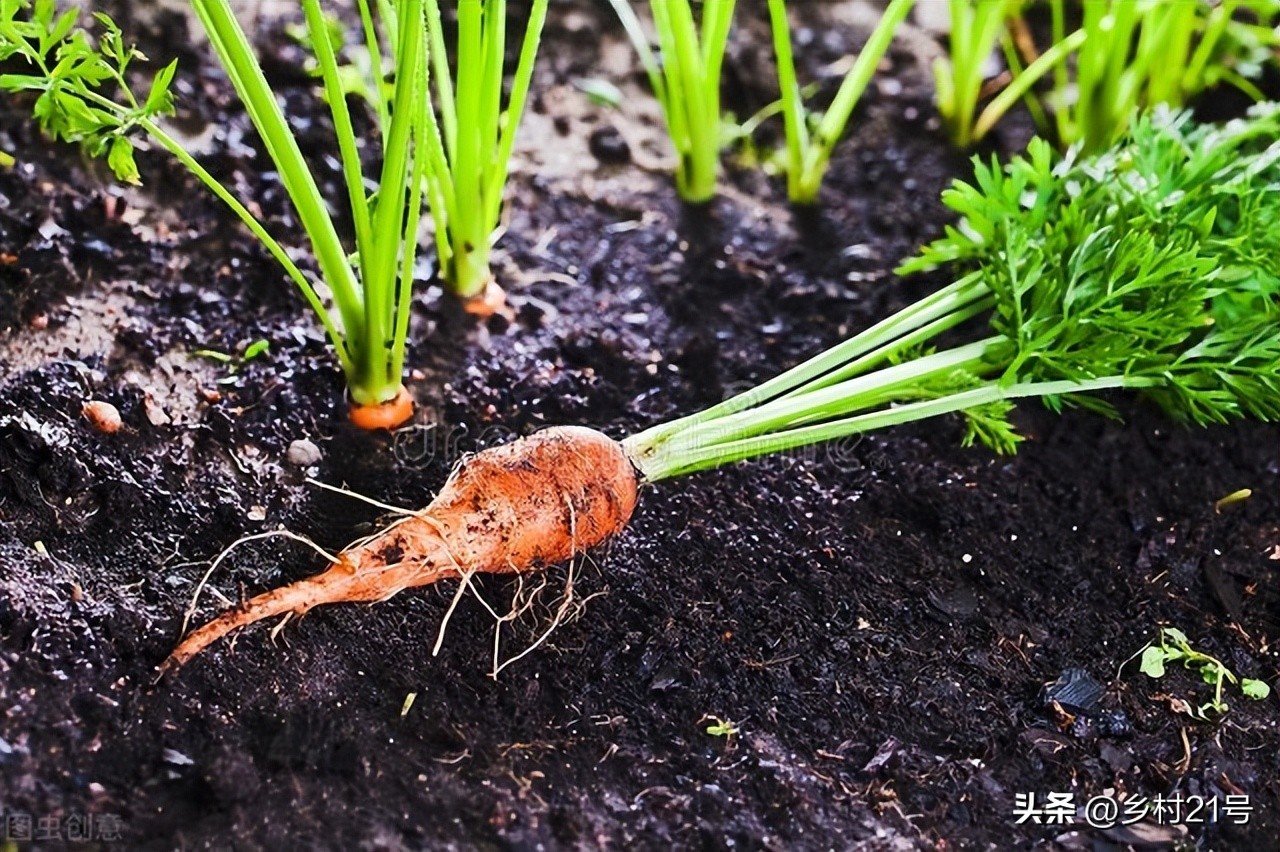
{"left": 1, "top": 1, "right": 1278, "bottom": 848}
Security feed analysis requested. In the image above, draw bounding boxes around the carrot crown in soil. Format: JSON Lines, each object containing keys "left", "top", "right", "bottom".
{"left": 0, "top": 0, "right": 545, "bottom": 412}
{"left": 609, "top": 0, "right": 736, "bottom": 203}
{"left": 624, "top": 105, "right": 1280, "bottom": 480}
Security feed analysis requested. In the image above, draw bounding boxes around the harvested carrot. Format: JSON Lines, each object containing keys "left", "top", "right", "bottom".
{"left": 162, "top": 426, "right": 637, "bottom": 673}
{"left": 348, "top": 385, "right": 415, "bottom": 431}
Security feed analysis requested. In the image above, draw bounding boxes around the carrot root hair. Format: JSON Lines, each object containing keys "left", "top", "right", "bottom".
{"left": 162, "top": 426, "right": 639, "bottom": 674}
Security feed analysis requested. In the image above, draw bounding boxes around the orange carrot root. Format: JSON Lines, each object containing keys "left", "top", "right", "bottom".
{"left": 348, "top": 385, "right": 415, "bottom": 431}
{"left": 161, "top": 426, "right": 638, "bottom": 674}
{"left": 459, "top": 280, "right": 510, "bottom": 319}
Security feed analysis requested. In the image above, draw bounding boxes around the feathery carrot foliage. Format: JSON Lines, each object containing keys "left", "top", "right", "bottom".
{"left": 626, "top": 106, "right": 1280, "bottom": 479}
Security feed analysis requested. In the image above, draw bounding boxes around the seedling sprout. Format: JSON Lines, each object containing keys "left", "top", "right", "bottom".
{"left": 1138, "top": 627, "right": 1271, "bottom": 718}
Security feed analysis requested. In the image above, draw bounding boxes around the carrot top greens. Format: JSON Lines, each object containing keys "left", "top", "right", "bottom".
{"left": 936, "top": 0, "right": 1280, "bottom": 151}
{"left": 0, "top": 0, "right": 178, "bottom": 184}
{"left": 609, "top": 0, "right": 736, "bottom": 203}
{"left": 626, "top": 106, "right": 1280, "bottom": 480}
{"left": 767, "top": 0, "right": 915, "bottom": 204}
{"left": 1033, "top": 0, "right": 1279, "bottom": 154}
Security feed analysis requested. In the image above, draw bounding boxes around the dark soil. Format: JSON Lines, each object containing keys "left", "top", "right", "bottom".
{"left": 2, "top": 3, "right": 1278, "bottom": 850}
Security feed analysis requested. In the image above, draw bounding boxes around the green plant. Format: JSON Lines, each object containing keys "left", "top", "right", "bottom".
{"left": 194, "top": 0, "right": 434, "bottom": 419}
{"left": 1138, "top": 627, "right": 1271, "bottom": 718}
{"left": 194, "top": 338, "right": 271, "bottom": 384}
{"left": 0, "top": 0, "right": 178, "bottom": 185}
{"left": 0, "top": 150, "right": 14, "bottom": 167}
{"left": 1, "top": 0, "right": 521, "bottom": 424}
{"left": 703, "top": 715, "right": 740, "bottom": 738}
{"left": 623, "top": 104, "right": 1280, "bottom": 479}
{"left": 0, "top": 0, "right": 550, "bottom": 422}
{"left": 609, "top": 0, "right": 736, "bottom": 203}
{"left": 415, "top": 0, "right": 549, "bottom": 312}
{"left": 934, "top": 0, "right": 1084, "bottom": 149}
{"left": 277, "top": 0, "right": 550, "bottom": 314}
{"left": 1033, "top": 0, "right": 1280, "bottom": 153}
{"left": 766, "top": 0, "right": 916, "bottom": 203}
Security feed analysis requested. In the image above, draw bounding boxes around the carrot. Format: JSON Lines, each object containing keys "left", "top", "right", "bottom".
{"left": 348, "top": 385, "right": 416, "bottom": 430}
{"left": 458, "top": 280, "right": 510, "bottom": 320}
{"left": 162, "top": 426, "right": 638, "bottom": 673}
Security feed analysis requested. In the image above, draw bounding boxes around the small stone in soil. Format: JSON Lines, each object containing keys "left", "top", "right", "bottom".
{"left": 1095, "top": 708, "right": 1133, "bottom": 738}
{"left": 143, "top": 395, "right": 171, "bottom": 427}
{"left": 82, "top": 400, "right": 122, "bottom": 434}
{"left": 163, "top": 748, "right": 194, "bottom": 767}
{"left": 589, "top": 125, "right": 631, "bottom": 165}
{"left": 287, "top": 439, "right": 323, "bottom": 467}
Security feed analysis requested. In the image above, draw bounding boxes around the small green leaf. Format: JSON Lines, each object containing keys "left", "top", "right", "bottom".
{"left": 1139, "top": 645, "right": 1168, "bottom": 679}
{"left": 0, "top": 150, "right": 13, "bottom": 167}
{"left": 1161, "top": 627, "right": 1190, "bottom": 646}
{"left": 106, "top": 135, "right": 139, "bottom": 184}
{"left": 1241, "top": 678, "right": 1271, "bottom": 701}
{"left": 0, "top": 73, "right": 48, "bottom": 92}
{"left": 32, "top": 0, "right": 54, "bottom": 29}
{"left": 1199, "top": 664, "right": 1224, "bottom": 686}
{"left": 704, "top": 718, "right": 739, "bottom": 738}
{"left": 43, "top": 6, "right": 76, "bottom": 53}
{"left": 144, "top": 59, "right": 177, "bottom": 115}
{"left": 53, "top": 89, "right": 100, "bottom": 133}
{"left": 242, "top": 339, "right": 270, "bottom": 361}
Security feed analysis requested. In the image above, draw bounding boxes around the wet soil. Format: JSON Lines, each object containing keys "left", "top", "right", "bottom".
{"left": 1, "top": 2, "right": 1278, "bottom": 850}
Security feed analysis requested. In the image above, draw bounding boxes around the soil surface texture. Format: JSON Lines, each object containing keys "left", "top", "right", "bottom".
{"left": 1, "top": 2, "right": 1278, "bottom": 850}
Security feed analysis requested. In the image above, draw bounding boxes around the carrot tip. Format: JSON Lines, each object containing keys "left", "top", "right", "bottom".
{"left": 349, "top": 385, "right": 414, "bottom": 431}
{"left": 460, "top": 280, "right": 510, "bottom": 320}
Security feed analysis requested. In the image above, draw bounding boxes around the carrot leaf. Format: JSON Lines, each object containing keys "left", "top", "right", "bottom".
{"left": 626, "top": 105, "right": 1280, "bottom": 480}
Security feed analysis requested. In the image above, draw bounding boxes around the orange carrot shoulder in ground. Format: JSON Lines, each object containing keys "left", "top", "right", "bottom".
{"left": 162, "top": 426, "right": 639, "bottom": 673}
{"left": 348, "top": 385, "right": 416, "bottom": 430}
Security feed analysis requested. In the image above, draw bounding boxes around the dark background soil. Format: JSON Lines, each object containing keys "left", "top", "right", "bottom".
{"left": 1, "top": 2, "right": 1278, "bottom": 850}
